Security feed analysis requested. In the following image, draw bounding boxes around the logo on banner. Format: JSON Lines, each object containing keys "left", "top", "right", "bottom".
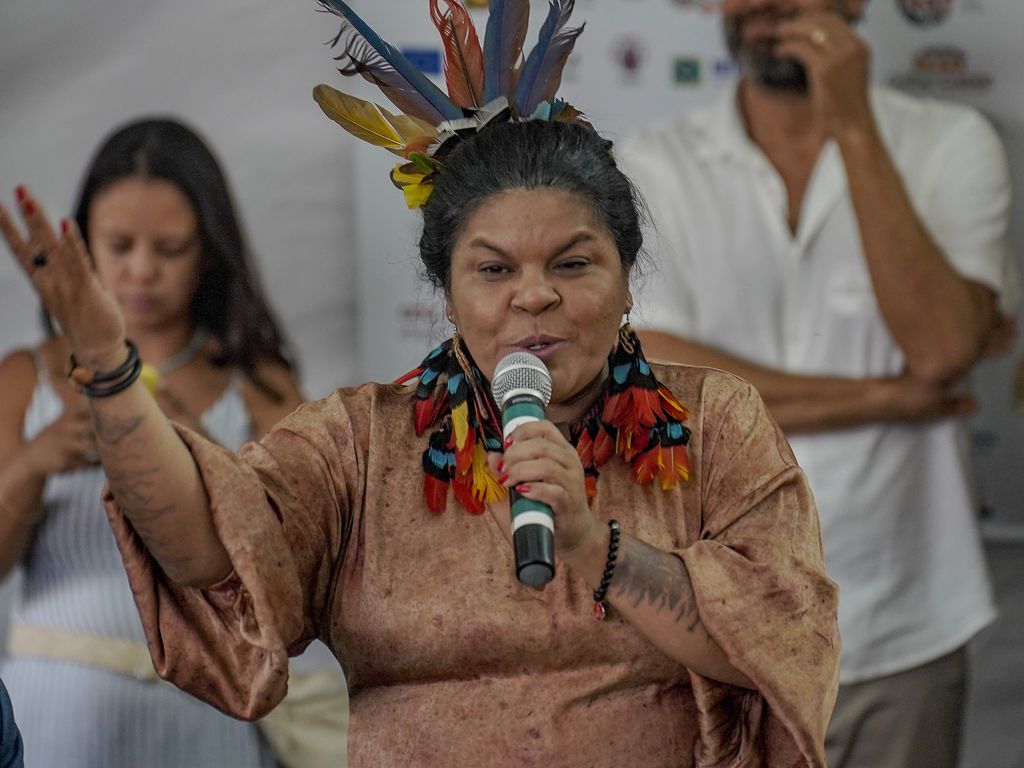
{"left": 673, "top": 56, "right": 702, "bottom": 85}
{"left": 888, "top": 46, "right": 993, "bottom": 92}
{"left": 897, "top": 0, "right": 953, "bottom": 26}
{"left": 400, "top": 48, "right": 442, "bottom": 77}
{"left": 613, "top": 36, "right": 647, "bottom": 80}
{"left": 712, "top": 58, "right": 737, "bottom": 80}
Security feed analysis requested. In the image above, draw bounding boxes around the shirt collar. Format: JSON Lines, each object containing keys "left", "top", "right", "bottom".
{"left": 695, "top": 79, "right": 762, "bottom": 163}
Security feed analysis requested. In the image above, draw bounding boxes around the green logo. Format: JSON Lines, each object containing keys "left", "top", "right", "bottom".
{"left": 673, "top": 57, "right": 701, "bottom": 85}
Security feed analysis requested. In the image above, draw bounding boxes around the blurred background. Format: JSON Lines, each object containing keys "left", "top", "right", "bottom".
{"left": 1, "top": 1, "right": 1020, "bottom": 765}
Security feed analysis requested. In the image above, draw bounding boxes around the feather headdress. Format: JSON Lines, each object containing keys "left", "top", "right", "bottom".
{"left": 314, "top": 0, "right": 587, "bottom": 207}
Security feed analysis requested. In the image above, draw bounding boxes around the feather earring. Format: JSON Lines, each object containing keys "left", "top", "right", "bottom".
{"left": 396, "top": 335, "right": 505, "bottom": 514}
{"left": 571, "top": 325, "right": 692, "bottom": 494}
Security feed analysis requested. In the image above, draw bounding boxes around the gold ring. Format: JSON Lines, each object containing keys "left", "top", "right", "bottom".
{"left": 810, "top": 28, "right": 827, "bottom": 47}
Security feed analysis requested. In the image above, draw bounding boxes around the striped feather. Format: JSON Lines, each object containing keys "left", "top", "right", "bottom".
{"left": 319, "top": 0, "right": 463, "bottom": 123}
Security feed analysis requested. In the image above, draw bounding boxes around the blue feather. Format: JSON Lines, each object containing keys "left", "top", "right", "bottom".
{"left": 665, "top": 422, "right": 686, "bottom": 441}
{"left": 427, "top": 445, "right": 455, "bottom": 469}
{"left": 319, "top": 0, "right": 462, "bottom": 123}
{"left": 513, "top": 0, "right": 583, "bottom": 115}
{"left": 483, "top": 0, "right": 531, "bottom": 103}
{"left": 448, "top": 372, "right": 466, "bottom": 395}
{"left": 612, "top": 363, "right": 631, "bottom": 385}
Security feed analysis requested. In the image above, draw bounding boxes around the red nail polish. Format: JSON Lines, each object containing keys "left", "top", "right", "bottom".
{"left": 61, "top": 219, "right": 69, "bottom": 235}
{"left": 23, "top": 199, "right": 36, "bottom": 215}
{"left": 503, "top": 437, "right": 514, "bottom": 449}
{"left": 497, "top": 460, "right": 506, "bottom": 473}
{"left": 499, "top": 473, "right": 509, "bottom": 484}
{"left": 516, "top": 483, "right": 532, "bottom": 494}
{"left": 15, "top": 186, "right": 26, "bottom": 202}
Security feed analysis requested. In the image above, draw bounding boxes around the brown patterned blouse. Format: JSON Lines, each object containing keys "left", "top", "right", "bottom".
{"left": 105, "top": 363, "right": 839, "bottom": 767}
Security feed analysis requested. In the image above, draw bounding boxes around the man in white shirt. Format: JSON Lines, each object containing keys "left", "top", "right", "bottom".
{"left": 621, "top": 1, "right": 1017, "bottom": 766}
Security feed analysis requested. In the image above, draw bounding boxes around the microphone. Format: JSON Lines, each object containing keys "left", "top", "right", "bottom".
{"left": 491, "top": 351, "right": 555, "bottom": 588}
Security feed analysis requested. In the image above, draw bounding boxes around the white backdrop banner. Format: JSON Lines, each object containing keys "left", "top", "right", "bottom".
{"left": 349, "top": 0, "right": 1024, "bottom": 531}
{"left": 0, "top": 0, "right": 360, "bottom": 400}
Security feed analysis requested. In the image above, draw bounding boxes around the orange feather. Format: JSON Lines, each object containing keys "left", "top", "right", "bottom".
{"left": 633, "top": 446, "right": 661, "bottom": 485}
{"left": 453, "top": 477, "right": 485, "bottom": 514}
{"left": 430, "top": 0, "right": 485, "bottom": 109}
{"left": 658, "top": 385, "right": 690, "bottom": 421}
{"left": 656, "top": 445, "right": 690, "bottom": 490}
{"left": 414, "top": 392, "right": 448, "bottom": 435}
{"left": 592, "top": 425, "right": 615, "bottom": 466}
{"left": 576, "top": 428, "right": 594, "bottom": 467}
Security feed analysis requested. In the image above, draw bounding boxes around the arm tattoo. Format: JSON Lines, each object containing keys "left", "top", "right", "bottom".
{"left": 103, "top": 462, "right": 176, "bottom": 523}
{"left": 91, "top": 411, "right": 144, "bottom": 446}
{"left": 612, "top": 539, "right": 705, "bottom": 634}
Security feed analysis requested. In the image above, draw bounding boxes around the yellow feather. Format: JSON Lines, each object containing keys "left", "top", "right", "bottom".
{"left": 451, "top": 401, "right": 470, "bottom": 450}
{"left": 471, "top": 443, "right": 506, "bottom": 503}
{"left": 402, "top": 182, "right": 434, "bottom": 209}
{"left": 313, "top": 85, "right": 435, "bottom": 155}
{"left": 378, "top": 104, "right": 439, "bottom": 147}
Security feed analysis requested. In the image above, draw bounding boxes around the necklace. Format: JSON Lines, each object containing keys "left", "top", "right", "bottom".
{"left": 138, "top": 328, "right": 210, "bottom": 395}
{"left": 157, "top": 328, "right": 209, "bottom": 375}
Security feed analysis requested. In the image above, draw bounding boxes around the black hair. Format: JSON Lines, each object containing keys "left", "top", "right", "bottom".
{"left": 56, "top": 117, "right": 295, "bottom": 399}
{"left": 419, "top": 119, "right": 647, "bottom": 290}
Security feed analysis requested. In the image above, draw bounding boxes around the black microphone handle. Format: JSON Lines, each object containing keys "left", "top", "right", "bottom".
{"left": 510, "top": 487, "right": 555, "bottom": 588}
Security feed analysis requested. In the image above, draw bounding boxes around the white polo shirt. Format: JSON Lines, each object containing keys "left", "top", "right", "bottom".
{"left": 622, "top": 84, "right": 1016, "bottom": 683}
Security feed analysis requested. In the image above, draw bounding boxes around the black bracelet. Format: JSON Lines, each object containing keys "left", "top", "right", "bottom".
{"left": 593, "top": 519, "right": 621, "bottom": 622}
{"left": 75, "top": 341, "right": 143, "bottom": 398}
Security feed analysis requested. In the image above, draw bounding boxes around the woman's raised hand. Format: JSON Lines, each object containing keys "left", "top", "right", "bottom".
{"left": 20, "top": 407, "right": 100, "bottom": 478}
{"left": 0, "top": 187, "right": 126, "bottom": 371}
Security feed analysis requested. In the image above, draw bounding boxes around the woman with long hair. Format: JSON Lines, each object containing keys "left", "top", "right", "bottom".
{"left": 0, "top": 118, "right": 304, "bottom": 766}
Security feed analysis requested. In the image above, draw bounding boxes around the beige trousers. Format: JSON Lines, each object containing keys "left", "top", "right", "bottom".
{"left": 826, "top": 647, "right": 967, "bottom": 768}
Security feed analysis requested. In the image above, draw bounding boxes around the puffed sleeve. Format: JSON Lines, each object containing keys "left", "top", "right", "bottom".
{"left": 104, "top": 389, "right": 364, "bottom": 720}
{"left": 675, "top": 370, "right": 839, "bottom": 767}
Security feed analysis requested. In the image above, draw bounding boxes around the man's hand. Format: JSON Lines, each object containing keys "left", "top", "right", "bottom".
{"left": 775, "top": 10, "right": 874, "bottom": 141}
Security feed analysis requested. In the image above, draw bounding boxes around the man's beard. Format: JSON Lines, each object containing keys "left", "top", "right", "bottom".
{"left": 724, "top": 11, "right": 808, "bottom": 93}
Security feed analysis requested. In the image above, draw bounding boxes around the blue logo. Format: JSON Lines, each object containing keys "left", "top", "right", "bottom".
{"left": 401, "top": 48, "right": 442, "bottom": 77}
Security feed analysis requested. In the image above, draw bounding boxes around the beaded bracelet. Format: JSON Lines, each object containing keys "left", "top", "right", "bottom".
{"left": 67, "top": 340, "right": 143, "bottom": 398}
{"left": 593, "top": 519, "right": 621, "bottom": 622}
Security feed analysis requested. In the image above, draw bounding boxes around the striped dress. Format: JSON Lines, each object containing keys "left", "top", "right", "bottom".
{"left": 0, "top": 362, "right": 276, "bottom": 768}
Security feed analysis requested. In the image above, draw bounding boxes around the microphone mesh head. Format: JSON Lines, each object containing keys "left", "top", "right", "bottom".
{"left": 491, "top": 352, "right": 553, "bottom": 406}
